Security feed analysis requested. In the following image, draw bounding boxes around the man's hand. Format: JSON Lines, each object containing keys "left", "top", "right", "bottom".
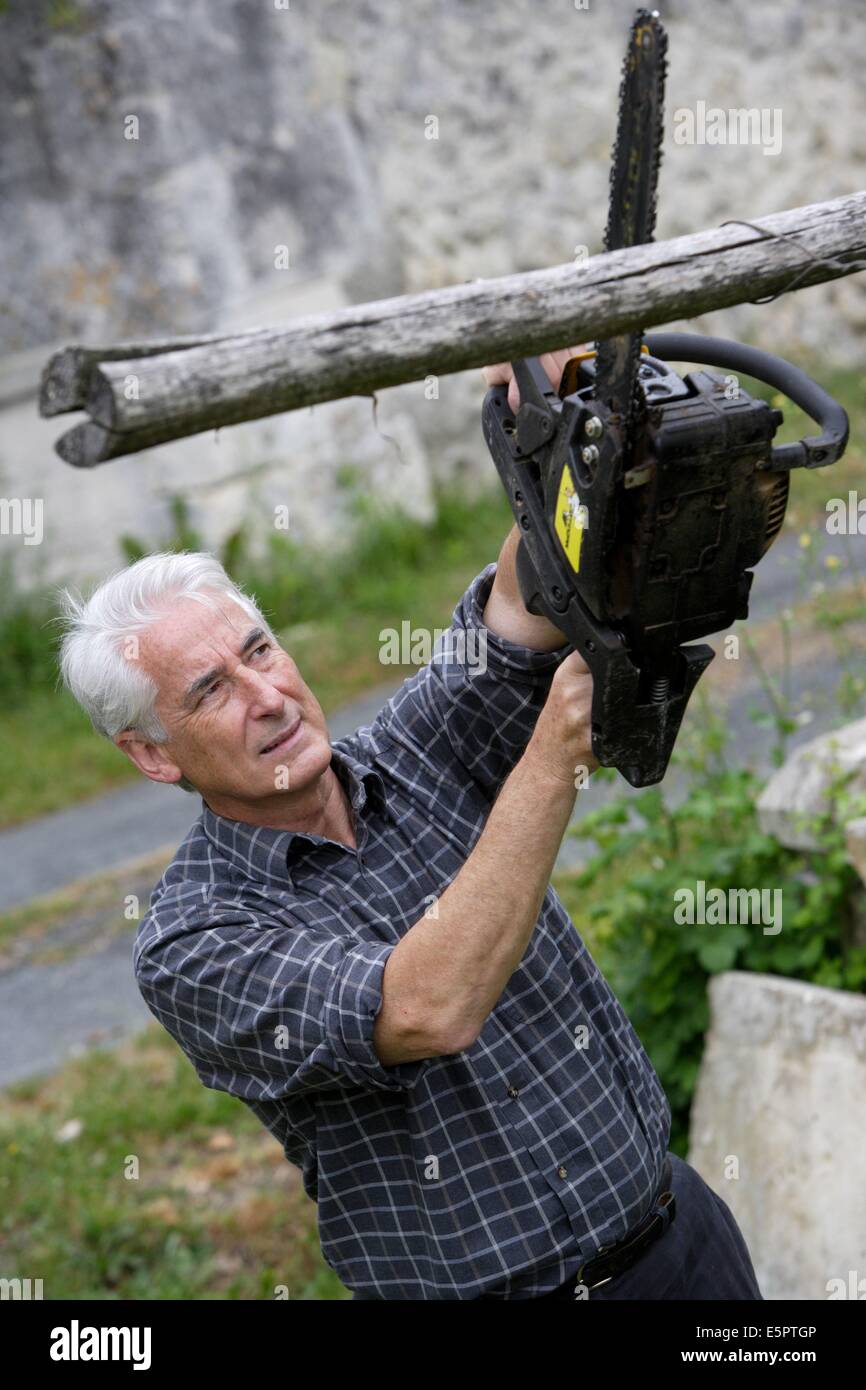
{"left": 481, "top": 344, "right": 588, "bottom": 413}
{"left": 525, "top": 651, "right": 597, "bottom": 785}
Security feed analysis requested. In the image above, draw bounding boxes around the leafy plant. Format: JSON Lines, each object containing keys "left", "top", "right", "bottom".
{"left": 560, "top": 712, "right": 866, "bottom": 1156}
{"left": 0, "top": 554, "right": 62, "bottom": 698}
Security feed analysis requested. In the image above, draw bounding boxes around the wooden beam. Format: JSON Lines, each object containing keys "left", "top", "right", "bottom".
{"left": 38, "top": 329, "right": 277, "bottom": 417}
{"left": 41, "top": 191, "right": 866, "bottom": 466}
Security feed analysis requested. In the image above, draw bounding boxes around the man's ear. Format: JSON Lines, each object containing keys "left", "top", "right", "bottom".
{"left": 114, "top": 732, "right": 184, "bottom": 786}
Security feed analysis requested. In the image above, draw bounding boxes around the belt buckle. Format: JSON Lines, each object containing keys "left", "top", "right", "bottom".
{"left": 575, "top": 1163, "right": 675, "bottom": 1295}
{"left": 584, "top": 1273, "right": 613, "bottom": 1292}
{"left": 575, "top": 1247, "right": 613, "bottom": 1293}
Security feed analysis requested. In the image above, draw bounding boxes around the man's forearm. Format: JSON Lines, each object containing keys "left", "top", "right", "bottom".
{"left": 482, "top": 524, "right": 571, "bottom": 652}
{"left": 373, "top": 744, "right": 577, "bottom": 1063}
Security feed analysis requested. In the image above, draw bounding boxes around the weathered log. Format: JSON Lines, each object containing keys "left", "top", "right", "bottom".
{"left": 41, "top": 192, "right": 866, "bottom": 466}
{"left": 39, "top": 329, "right": 277, "bottom": 417}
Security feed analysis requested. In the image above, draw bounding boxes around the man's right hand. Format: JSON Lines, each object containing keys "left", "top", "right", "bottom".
{"left": 525, "top": 651, "right": 597, "bottom": 787}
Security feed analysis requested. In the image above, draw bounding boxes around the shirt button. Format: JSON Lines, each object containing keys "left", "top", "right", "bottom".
{"left": 507, "top": 1086, "right": 520, "bottom": 1099}
{"left": 557, "top": 1165, "right": 569, "bottom": 1179}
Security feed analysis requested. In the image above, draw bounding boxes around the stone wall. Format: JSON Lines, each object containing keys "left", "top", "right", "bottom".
{"left": 689, "top": 971, "right": 866, "bottom": 1300}
{"left": 1, "top": 0, "right": 864, "bottom": 590}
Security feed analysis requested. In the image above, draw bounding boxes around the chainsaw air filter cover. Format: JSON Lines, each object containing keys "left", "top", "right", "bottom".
{"left": 551, "top": 354, "right": 788, "bottom": 669}
{"left": 483, "top": 333, "right": 848, "bottom": 785}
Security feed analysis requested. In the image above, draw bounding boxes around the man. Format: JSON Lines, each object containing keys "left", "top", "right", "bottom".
{"left": 57, "top": 349, "right": 763, "bottom": 1301}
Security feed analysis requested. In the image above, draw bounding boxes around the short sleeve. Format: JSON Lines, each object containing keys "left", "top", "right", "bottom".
{"left": 373, "top": 562, "right": 575, "bottom": 801}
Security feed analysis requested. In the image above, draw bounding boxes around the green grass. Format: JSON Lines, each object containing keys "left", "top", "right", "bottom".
{"left": 0, "top": 690, "right": 142, "bottom": 825}
{"left": 0, "top": 1025, "right": 344, "bottom": 1299}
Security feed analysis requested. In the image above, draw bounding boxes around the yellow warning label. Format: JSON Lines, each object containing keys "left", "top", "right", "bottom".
{"left": 555, "top": 468, "right": 587, "bottom": 572}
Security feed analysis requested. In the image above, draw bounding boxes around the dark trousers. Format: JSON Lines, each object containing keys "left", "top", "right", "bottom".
{"left": 351, "top": 1152, "right": 764, "bottom": 1300}
{"left": 544, "top": 1152, "right": 764, "bottom": 1301}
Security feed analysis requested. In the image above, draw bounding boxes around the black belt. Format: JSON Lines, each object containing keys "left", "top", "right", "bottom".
{"left": 548, "top": 1155, "right": 677, "bottom": 1298}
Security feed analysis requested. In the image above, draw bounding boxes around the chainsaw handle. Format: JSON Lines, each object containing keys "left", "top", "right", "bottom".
{"left": 643, "top": 331, "right": 849, "bottom": 470}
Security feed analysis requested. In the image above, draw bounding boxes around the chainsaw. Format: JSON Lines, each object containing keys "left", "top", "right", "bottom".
{"left": 481, "top": 9, "right": 849, "bottom": 788}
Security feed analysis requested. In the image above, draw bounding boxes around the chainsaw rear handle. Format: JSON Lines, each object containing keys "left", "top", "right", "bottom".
{"left": 643, "top": 332, "right": 849, "bottom": 471}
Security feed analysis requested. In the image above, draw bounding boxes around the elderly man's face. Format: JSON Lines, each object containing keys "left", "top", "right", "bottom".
{"left": 122, "top": 591, "right": 332, "bottom": 807}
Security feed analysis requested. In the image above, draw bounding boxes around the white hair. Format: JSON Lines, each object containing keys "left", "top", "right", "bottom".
{"left": 55, "top": 551, "right": 274, "bottom": 794}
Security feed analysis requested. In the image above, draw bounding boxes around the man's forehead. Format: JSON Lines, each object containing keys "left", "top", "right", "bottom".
{"left": 147, "top": 592, "right": 248, "bottom": 644}
{"left": 142, "top": 594, "right": 255, "bottom": 666}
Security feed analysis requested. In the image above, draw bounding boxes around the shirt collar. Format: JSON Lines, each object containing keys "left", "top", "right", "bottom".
{"left": 200, "top": 743, "right": 390, "bottom": 888}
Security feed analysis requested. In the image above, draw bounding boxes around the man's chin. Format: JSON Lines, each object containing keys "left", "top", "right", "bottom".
{"left": 257, "top": 727, "right": 331, "bottom": 789}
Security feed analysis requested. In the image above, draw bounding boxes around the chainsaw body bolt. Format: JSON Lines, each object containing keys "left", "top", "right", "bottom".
{"left": 581, "top": 444, "right": 600, "bottom": 467}
{"left": 584, "top": 416, "right": 604, "bottom": 439}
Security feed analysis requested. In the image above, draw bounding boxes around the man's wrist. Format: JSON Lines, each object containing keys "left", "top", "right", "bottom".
{"left": 484, "top": 526, "right": 571, "bottom": 651}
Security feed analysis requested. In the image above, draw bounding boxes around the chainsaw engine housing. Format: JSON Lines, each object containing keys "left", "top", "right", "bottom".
{"left": 547, "top": 355, "right": 787, "bottom": 675}
{"left": 482, "top": 335, "right": 848, "bottom": 786}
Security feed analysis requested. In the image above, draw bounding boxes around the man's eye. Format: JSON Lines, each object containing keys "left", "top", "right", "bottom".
{"left": 198, "top": 645, "right": 273, "bottom": 705}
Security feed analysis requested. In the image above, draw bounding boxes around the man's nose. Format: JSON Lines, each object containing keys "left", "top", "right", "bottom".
{"left": 239, "top": 665, "right": 287, "bottom": 714}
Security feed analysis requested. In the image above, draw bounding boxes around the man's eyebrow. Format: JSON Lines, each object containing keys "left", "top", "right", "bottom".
{"left": 182, "top": 627, "right": 270, "bottom": 707}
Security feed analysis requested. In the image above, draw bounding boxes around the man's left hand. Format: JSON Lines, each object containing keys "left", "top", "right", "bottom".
{"left": 481, "top": 345, "right": 588, "bottom": 414}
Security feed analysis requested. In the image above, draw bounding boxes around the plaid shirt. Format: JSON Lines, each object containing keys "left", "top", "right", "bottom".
{"left": 134, "top": 562, "right": 671, "bottom": 1300}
